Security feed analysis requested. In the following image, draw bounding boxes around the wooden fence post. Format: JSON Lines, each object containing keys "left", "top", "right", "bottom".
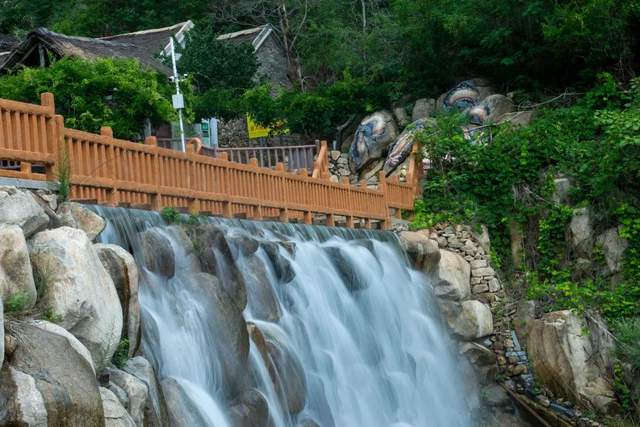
{"left": 100, "top": 127, "right": 120, "bottom": 206}
{"left": 187, "top": 138, "right": 201, "bottom": 214}
{"left": 378, "top": 170, "right": 391, "bottom": 230}
{"left": 219, "top": 151, "right": 232, "bottom": 218}
{"left": 41, "top": 92, "right": 56, "bottom": 179}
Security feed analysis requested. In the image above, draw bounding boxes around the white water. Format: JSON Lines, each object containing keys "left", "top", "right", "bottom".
{"left": 97, "top": 207, "right": 472, "bottom": 427}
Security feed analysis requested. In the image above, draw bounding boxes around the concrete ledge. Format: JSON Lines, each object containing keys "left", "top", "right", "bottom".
{"left": 0, "top": 177, "right": 58, "bottom": 191}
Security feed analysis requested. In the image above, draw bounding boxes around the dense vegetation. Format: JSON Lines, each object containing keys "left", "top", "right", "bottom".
{"left": 0, "top": 58, "right": 177, "bottom": 139}
{"left": 2, "top": 0, "right": 639, "bottom": 137}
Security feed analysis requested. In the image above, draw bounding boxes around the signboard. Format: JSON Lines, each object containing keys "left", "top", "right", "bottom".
{"left": 247, "top": 115, "right": 270, "bottom": 139}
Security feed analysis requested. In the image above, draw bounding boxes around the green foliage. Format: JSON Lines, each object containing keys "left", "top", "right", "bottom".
{"left": 160, "top": 207, "right": 181, "bottom": 224}
{"left": 57, "top": 146, "right": 71, "bottom": 202}
{"left": 0, "top": 57, "right": 176, "bottom": 140}
{"left": 412, "top": 74, "right": 640, "bottom": 321}
{"left": 4, "top": 292, "right": 29, "bottom": 313}
{"left": 611, "top": 317, "right": 640, "bottom": 371}
{"left": 41, "top": 306, "right": 63, "bottom": 323}
{"left": 112, "top": 338, "right": 129, "bottom": 369}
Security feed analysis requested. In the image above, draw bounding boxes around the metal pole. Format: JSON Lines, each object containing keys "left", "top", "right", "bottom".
{"left": 170, "top": 38, "right": 186, "bottom": 152}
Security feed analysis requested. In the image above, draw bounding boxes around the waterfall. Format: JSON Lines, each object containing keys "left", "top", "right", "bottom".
{"left": 96, "top": 206, "right": 472, "bottom": 427}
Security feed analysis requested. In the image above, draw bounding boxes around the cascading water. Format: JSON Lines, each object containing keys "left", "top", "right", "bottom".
{"left": 96, "top": 206, "right": 473, "bottom": 427}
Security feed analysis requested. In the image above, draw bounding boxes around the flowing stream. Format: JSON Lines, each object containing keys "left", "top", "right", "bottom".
{"left": 96, "top": 207, "right": 472, "bottom": 427}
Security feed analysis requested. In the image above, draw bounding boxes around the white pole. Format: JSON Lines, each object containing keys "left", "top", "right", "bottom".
{"left": 170, "top": 38, "right": 186, "bottom": 152}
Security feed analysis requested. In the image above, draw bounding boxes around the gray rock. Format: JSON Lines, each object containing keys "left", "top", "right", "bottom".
{"left": 471, "top": 266, "right": 495, "bottom": 277}
{"left": 349, "top": 111, "right": 398, "bottom": 172}
{"left": 0, "top": 297, "right": 3, "bottom": 370}
{"left": 29, "top": 320, "right": 95, "bottom": 374}
{"left": 106, "top": 367, "right": 148, "bottom": 426}
{"left": 553, "top": 176, "right": 573, "bottom": 204}
{"left": 470, "top": 259, "right": 487, "bottom": 269}
{"left": 138, "top": 227, "right": 175, "bottom": 278}
{"left": 393, "top": 106, "right": 410, "bottom": 127}
{"left": 488, "top": 278, "right": 500, "bottom": 293}
{"left": 239, "top": 255, "right": 282, "bottom": 322}
{"left": 411, "top": 98, "right": 435, "bottom": 121}
{"left": 57, "top": 202, "right": 106, "bottom": 240}
{"left": 441, "top": 299, "right": 493, "bottom": 340}
{"left": 596, "top": 227, "right": 628, "bottom": 275}
{"left": 95, "top": 243, "right": 141, "bottom": 356}
{"left": 570, "top": 207, "right": 593, "bottom": 258}
{"left": 0, "top": 366, "right": 48, "bottom": 426}
{"left": 468, "top": 94, "right": 514, "bottom": 124}
{"left": 29, "top": 226, "right": 123, "bottom": 370}
{"left": 481, "top": 384, "right": 511, "bottom": 407}
{"left": 0, "top": 224, "right": 37, "bottom": 311}
{"left": 2, "top": 321, "right": 104, "bottom": 426}
{"left": 161, "top": 377, "right": 210, "bottom": 427}
{"left": 527, "top": 310, "right": 618, "bottom": 414}
{"left": 0, "top": 186, "right": 49, "bottom": 237}
{"left": 429, "top": 250, "right": 470, "bottom": 301}
{"left": 101, "top": 387, "right": 136, "bottom": 427}
{"left": 228, "top": 388, "right": 271, "bottom": 427}
{"left": 123, "top": 357, "right": 165, "bottom": 427}
{"left": 398, "top": 231, "right": 441, "bottom": 273}
{"left": 460, "top": 342, "right": 497, "bottom": 384}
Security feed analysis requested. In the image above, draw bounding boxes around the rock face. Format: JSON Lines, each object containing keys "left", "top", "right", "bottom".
{"left": 29, "top": 320, "right": 96, "bottom": 374}
{"left": 383, "top": 118, "right": 433, "bottom": 176}
{"left": 468, "top": 94, "right": 514, "bottom": 125}
{"left": 29, "top": 226, "right": 123, "bottom": 370}
{"left": 139, "top": 227, "right": 176, "bottom": 278}
{"left": 596, "top": 227, "right": 628, "bottom": 276}
{"left": 527, "top": 310, "right": 618, "bottom": 413}
{"left": 95, "top": 243, "right": 141, "bottom": 356}
{"left": 398, "top": 231, "right": 441, "bottom": 273}
{"left": 1, "top": 321, "right": 104, "bottom": 426}
{"left": 411, "top": 98, "right": 435, "bottom": 121}
{"left": 349, "top": 111, "right": 398, "bottom": 173}
{"left": 123, "top": 357, "right": 166, "bottom": 427}
{"left": 441, "top": 300, "right": 493, "bottom": 340}
{"left": 105, "top": 367, "right": 149, "bottom": 427}
{"left": 570, "top": 207, "right": 593, "bottom": 258}
{"left": 0, "top": 224, "right": 37, "bottom": 310}
{"left": 57, "top": 202, "right": 106, "bottom": 241}
{"left": 228, "top": 389, "right": 271, "bottom": 427}
{"left": 101, "top": 387, "right": 136, "bottom": 427}
{"left": 161, "top": 378, "right": 211, "bottom": 427}
{"left": 430, "top": 250, "right": 471, "bottom": 301}
{"left": 0, "top": 186, "right": 49, "bottom": 237}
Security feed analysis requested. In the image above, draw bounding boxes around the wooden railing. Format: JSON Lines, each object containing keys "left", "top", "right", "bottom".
{"left": 0, "top": 93, "right": 419, "bottom": 228}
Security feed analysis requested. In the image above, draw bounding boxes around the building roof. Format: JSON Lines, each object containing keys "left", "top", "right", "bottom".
{"left": 0, "top": 22, "right": 194, "bottom": 75}
{"left": 217, "top": 24, "right": 274, "bottom": 52}
{"left": 0, "top": 34, "right": 18, "bottom": 51}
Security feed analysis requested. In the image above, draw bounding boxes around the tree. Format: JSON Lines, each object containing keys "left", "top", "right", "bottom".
{"left": 0, "top": 57, "right": 177, "bottom": 139}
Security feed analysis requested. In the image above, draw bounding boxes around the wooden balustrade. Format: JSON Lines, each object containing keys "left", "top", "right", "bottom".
{"left": 0, "top": 93, "right": 420, "bottom": 229}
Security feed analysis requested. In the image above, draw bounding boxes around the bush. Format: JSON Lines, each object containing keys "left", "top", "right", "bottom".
{"left": 5, "top": 292, "right": 30, "bottom": 313}
{"left": 0, "top": 57, "right": 177, "bottom": 140}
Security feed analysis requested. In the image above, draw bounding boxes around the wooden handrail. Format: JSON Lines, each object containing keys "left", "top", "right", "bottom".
{"left": 0, "top": 93, "right": 421, "bottom": 228}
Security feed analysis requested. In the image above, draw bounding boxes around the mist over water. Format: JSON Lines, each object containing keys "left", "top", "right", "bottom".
{"left": 96, "top": 206, "right": 472, "bottom": 427}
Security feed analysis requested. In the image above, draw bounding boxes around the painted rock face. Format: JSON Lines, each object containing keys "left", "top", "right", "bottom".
{"left": 349, "top": 111, "right": 398, "bottom": 173}
{"left": 383, "top": 118, "right": 434, "bottom": 176}
{"left": 443, "top": 80, "right": 482, "bottom": 111}
{"left": 468, "top": 94, "right": 514, "bottom": 125}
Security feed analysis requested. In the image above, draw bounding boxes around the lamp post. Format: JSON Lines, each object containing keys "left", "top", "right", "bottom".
{"left": 169, "top": 37, "right": 186, "bottom": 152}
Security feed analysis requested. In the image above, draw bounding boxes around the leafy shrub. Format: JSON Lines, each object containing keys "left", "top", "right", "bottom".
{"left": 112, "top": 338, "right": 130, "bottom": 369}
{"left": 160, "top": 207, "right": 181, "bottom": 224}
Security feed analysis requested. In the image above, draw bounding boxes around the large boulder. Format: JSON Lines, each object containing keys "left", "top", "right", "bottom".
{"left": 398, "top": 230, "right": 441, "bottom": 272}
{"left": 527, "top": 310, "right": 618, "bottom": 414}
{"left": 187, "top": 272, "right": 249, "bottom": 399}
{"left": 249, "top": 323, "right": 307, "bottom": 415}
{"left": 429, "top": 250, "right": 471, "bottom": 301}
{"left": 228, "top": 389, "right": 271, "bottom": 427}
{"left": 0, "top": 186, "right": 49, "bottom": 237}
{"left": 438, "top": 79, "right": 494, "bottom": 112}
{"left": 440, "top": 300, "right": 493, "bottom": 340}
{"left": 95, "top": 243, "right": 141, "bottom": 356}
{"left": 570, "top": 207, "right": 593, "bottom": 258}
{"left": 0, "top": 224, "right": 37, "bottom": 311}
{"left": 123, "top": 357, "right": 166, "bottom": 427}
{"left": 57, "top": 202, "right": 106, "bottom": 240}
{"left": 349, "top": 111, "right": 398, "bottom": 173}
{"left": 459, "top": 342, "right": 497, "bottom": 384}
{"left": 101, "top": 387, "right": 137, "bottom": 427}
{"left": 383, "top": 118, "right": 434, "bottom": 176}
{"left": 411, "top": 98, "right": 435, "bottom": 121}
{"left": 596, "top": 227, "right": 628, "bottom": 276}
{"left": 0, "top": 366, "right": 48, "bottom": 425}
{"left": 138, "top": 227, "right": 175, "bottom": 278}
{"left": 468, "top": 94, "right": 514, "bottom": 125}
{"left": 29, "top": 226, "right": 123, "bottom": 369}
{"left": 1, "top": 321, "right": 104, "bottom": 426}
{"left": 239, "top": 256, "right": 282, "bottom": 322}
{"left": 105, "top": 367, "right": 149, "bottom": 427}
{"left": 160, "top": 377, "right": 212, "bottom": 427}
{"left": 29, "top": 320, "right": 95, "bottom": 374}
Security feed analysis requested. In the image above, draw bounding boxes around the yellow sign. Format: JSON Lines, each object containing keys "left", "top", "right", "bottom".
{"left": 247, "top": 115, "right": 271, "bottom": 139}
